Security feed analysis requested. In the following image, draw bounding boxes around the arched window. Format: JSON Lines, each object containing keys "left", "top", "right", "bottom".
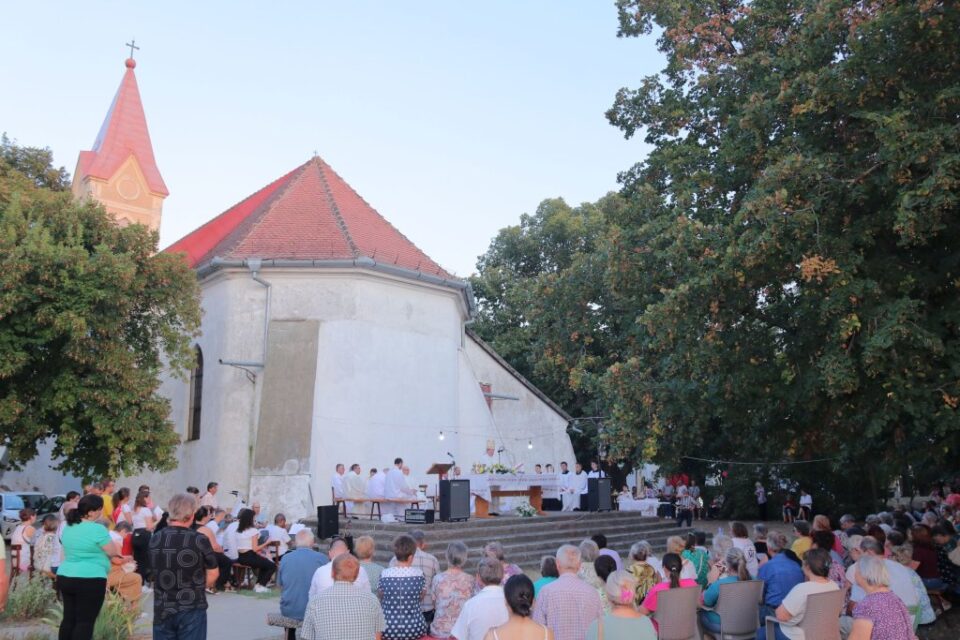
{"left": 187, "top": 346, "right": 203, "bottom": 441}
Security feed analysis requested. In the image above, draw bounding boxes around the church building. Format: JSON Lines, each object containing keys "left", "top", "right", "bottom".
{"left": 4, "top": 57, "right": 575, "bottom": 519}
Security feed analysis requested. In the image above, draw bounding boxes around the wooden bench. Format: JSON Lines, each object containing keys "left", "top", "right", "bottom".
{"left": 266, "top": 612, "right": 301, "bottom": 640}
{"left": 333, "top": 497, "right": 427, "bottom": 520}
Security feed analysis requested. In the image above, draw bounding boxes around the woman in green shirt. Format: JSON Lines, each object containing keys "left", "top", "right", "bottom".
{"left": 58, "top": 494, "right": 120, "bottom": 640}
{"left": 698, "top": 547, "right": 751, "bottom": 636}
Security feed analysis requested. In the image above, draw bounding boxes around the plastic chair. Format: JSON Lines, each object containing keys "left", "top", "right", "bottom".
{"left": 654, "top": 585, "right": 702, "bottom": 640}
{"left": 764, "top": 589, "right": 843, "bottom": 640}
{"left": 711, "top": 579, "right": 764, "bottom": 639}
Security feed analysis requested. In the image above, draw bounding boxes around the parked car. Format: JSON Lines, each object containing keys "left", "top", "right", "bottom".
{"left": 36, "top": 494, "right": 66, "bottom": 522}
{"left": 0, "top": 492, "right": 26, "bottom": 540}
{"left": 17, "top": 492, "right": 48, "bottom": 511}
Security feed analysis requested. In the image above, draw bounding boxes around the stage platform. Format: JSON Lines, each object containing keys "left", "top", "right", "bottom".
{"left": 312, "top": 510, "right": 696, "bottom": 569}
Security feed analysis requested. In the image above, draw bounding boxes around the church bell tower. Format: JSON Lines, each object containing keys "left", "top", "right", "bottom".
{"left": 72, "top": 50, "right": 168, "bottom": 232}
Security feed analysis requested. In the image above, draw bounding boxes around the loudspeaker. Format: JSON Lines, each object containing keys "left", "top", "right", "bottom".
{"left": 588, "top": 477, "right": 612, "bottom": 512}
{"left": 439, "top": 479, "right": 471, "bottom": 522}
{"left": 316, "top": 505, "right": 339, "bottom": 539}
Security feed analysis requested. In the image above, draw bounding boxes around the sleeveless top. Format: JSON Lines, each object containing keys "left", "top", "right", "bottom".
{"left": 492, "top": 623, "right": 549, "bottom": 639}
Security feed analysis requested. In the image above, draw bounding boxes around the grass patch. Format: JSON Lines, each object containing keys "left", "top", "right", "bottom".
{"left": 0, "top": 575, "right": 57, "bottom": 622}
{"left": 43, "top": 592, "right": 142, "bottom": 640}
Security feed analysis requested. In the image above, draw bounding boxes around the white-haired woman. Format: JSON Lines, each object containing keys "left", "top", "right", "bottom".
{"left": 699, "top": 547, "right": 751, "bottom": 636}
{"left": 627, "top": 541, "right": 659, "bottom": 605}
{"left": 585, "top": 571, "right": 656, "bottom": 640}
{"left": 430, "top": 541, "right": 474, "bottom": 638}
{"left": 848, "top": 556, "right": 915, "bottom": 640}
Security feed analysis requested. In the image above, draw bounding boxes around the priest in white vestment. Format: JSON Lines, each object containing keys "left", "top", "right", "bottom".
{"left": 560, "top": 461, "right": 577, "bottom": 511}
{"left": 383, "top": 458, "right": 408, "bottom": 522}
{"left": 367, "top": 468, "right": 386, "bottom": 499}
{"left": 343, "top": 463, "right": 367, "bottom": 515}
{"left": 331, "top": 463, "right": 346, "bottom": 501}
{"left": 572, "top": 462, "right": 589, "bottom": 510}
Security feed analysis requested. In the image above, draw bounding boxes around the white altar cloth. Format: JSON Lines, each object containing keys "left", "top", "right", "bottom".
{"left": 464, "top": 473, "right": 561, "bottom": 501}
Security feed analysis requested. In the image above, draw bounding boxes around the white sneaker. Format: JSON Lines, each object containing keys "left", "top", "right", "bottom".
{"left": 141, "top": 585, "right": 153, "bottom": 594}
{"left": 254, "top": 584, "right": 269, "bottom": 593}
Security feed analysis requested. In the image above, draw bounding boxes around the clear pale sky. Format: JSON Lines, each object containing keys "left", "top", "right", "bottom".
{"left": 1, "top": 2, "right": 659, "bottom": 277}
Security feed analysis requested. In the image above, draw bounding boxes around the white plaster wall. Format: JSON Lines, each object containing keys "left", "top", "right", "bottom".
{"left": 463, "top": 337, "right": 575, "bottom": 471}
{"left": 1, "top": 267, "right": 573, "bottom": 523}
{"left": 119, "top": 275, "right": 256, "bottom": 506}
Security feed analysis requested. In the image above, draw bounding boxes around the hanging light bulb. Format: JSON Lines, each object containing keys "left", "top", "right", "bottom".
{"left": 439, "top": 431, "right": 445, "bottom": 441}
{"left": 527, "top": 440, "right": 533, "bottom": 450}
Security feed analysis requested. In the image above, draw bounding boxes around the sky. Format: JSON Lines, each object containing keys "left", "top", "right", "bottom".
{"left": 1, "top": 2, "right": 661, "bottom": 278}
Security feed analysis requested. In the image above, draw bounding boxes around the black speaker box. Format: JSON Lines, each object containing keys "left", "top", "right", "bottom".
{"left": 588, "top": 477, "right": 612, "bottom": 512}
{"left": 439, "top": 479, "right": 471, "bottom": 522}
{"left": 316, "top": 504, "right": 339, "bottom": 539}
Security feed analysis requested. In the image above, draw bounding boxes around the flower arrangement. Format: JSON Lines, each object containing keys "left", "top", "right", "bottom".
{"left": 515, "top": 501, "right": 537, "bottom": 517}
{"left": 472, "top": 462, "right": 513, "bottom": 474}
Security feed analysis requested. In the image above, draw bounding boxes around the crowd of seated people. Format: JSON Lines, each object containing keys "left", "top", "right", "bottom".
{"left": 283, "top": 492, "right": 958, "bottom": 640}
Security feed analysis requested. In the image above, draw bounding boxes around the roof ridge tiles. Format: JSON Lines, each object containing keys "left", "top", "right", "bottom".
{"left": 313, "top": 159, "right": 360, "bottom": 259}
{"left": 317, "top": 158, "right": 450, "bottom": 276}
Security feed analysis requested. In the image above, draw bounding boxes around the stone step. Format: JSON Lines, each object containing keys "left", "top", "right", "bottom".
{"left": 310, "top": 511, "right": 708, "bottom": 569}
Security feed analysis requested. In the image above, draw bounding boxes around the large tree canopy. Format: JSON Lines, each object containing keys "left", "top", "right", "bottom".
{"left": 603, "top": 0, "right": 960, "bottom": 501}
{"left": 474, "top": 1, "right": 959, "bottom": 510}
{"left": 0, "top": 137, "right": 202, "bottom": 479}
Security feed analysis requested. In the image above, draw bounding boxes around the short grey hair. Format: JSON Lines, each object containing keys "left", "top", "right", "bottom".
{"left": 579, "top": 539, "right": 600, "bottom": 562}
{"left": 753, "top": 523, "right": 768, "bottom": 538}
{"left": 477, "top": 556, "right": 504, "bottom": 585}
{"left": 484, "top": 541, "right": 506, "bottom": 561}
{"left": 865, "top": 514, "right": 880, "bottom": 526}
{"left": 446, "top": 541, "right": 468, "bottom": 568}
{"left": 860, "top": 536, "right": 884, "bottom": 556}
{"left": 629, "top": 540, "right": 653, "bottom": 562}
{"left": 295, "top": 529, "right": 315, "bottom": 548}
{"left": 711, "top": 534, "right": 733, "bottom": 562}
{"left": 556, "top": 544, "right": 582, "bottom": 571}
{"left": 604, "top": 570, "right": 637, "bottom": 606}
{"left": 840, "top": 514, "right": 857, "bottom": 525}
{"left": 878, "top": 512, "right": 894, "bottom": 526}
{"left": 168, "top": 493, "right": 198, "bottom": 522}
{"left": 845, "top": 534, "right": 864, "bottom": 552}
{"left": 410, "top": 529, "right": 427, "bottom": 545}
{"left": 767, "top": 531, "right": 789, "bottom": 553}
{"left": 857, "top": 555, "right": 890, "bottom": 588}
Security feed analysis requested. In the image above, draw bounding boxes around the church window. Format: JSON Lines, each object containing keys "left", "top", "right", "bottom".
{"left": 187, "top": 346, "right": 203, "bottom": 441}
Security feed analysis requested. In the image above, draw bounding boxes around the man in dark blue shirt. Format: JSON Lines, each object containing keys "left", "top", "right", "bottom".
{"left": 757, "top": 531, "right": 805, "bottom": 622}
{"left": 278, "top": 529, "right": 329, "bottom": 622}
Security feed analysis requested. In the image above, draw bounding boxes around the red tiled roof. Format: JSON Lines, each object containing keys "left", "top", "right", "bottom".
{"left": 77, "top": 59, "right": 168, "bottom": 196}
{"left": 165, "top": 157, "right": 454, "bottom": 279}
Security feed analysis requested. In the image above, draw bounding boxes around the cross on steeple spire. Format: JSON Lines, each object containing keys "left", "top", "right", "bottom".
{"left": 126, "top": 39, "right": 139, "bottom": 60}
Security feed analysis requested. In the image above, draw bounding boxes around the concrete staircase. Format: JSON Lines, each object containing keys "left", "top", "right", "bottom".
{"left": 329, "top": 511, "right": 697, "bottom": 569}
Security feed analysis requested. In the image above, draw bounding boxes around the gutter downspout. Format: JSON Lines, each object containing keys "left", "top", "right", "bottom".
{"left": 218, "top": 259, "right": 271, "bottom": 369}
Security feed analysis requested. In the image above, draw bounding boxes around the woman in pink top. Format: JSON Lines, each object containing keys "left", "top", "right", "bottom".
{"left": 637, "top": 553, "right": 698, "bottom": 630}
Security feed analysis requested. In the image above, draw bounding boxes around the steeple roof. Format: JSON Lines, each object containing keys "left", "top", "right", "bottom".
{"left": 165, "top": 157, "right": 455, "bottom": 280}
{"left": 76, "top": 58, "right": 168, "bottom": 196}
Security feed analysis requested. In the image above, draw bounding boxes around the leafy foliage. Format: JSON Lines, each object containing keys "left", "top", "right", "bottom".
{"left": 0, "top": 575, "right": 57, "bottom": 622}
{"left": 44, "top": 592, "right": 141, "bottom": 640}
{"left": 470, "top": 195, "right": 626, "bottom": 425}
{"left": 0, "top": 139, "right": 201, "bottom": 479}
{"left": 602, "top": 0, "right": 960, "bottom": 506}
{"left": 474, "top": 1, "right": 960, "bottom": 511}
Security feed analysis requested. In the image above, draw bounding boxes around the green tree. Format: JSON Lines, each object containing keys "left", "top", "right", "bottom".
{"left": 471, "top": 195, "right": 629, "bottom": 441}
{"left": 0, "top": 140, "right": 202, "bottom": 479}
{"left": 603, "top": 0, "right": 960, "bottom": 509}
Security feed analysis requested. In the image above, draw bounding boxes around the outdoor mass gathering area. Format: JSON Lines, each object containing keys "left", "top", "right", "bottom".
{"left": 1, "top": 2, "right": 960, "bottom": 640}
